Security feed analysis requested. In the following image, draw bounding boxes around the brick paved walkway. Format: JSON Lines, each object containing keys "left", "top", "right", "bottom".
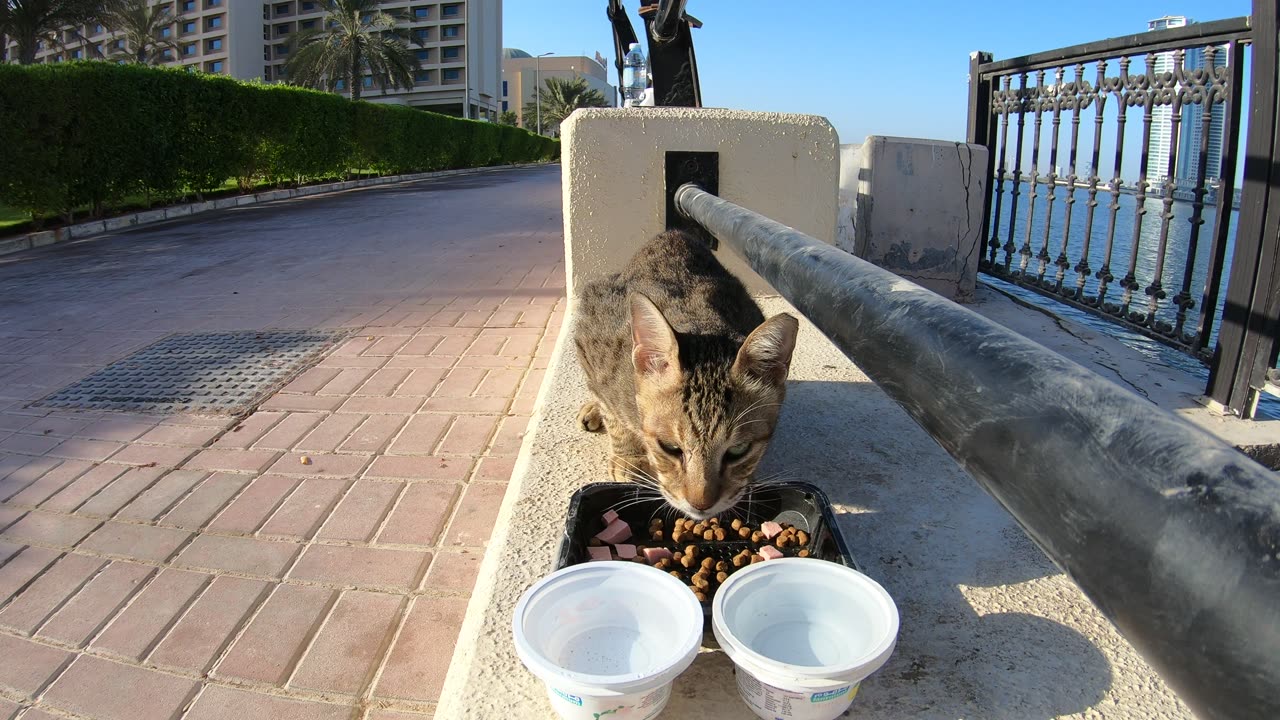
{"left": 0, "top": 166, "right": 565, "bottom": 720}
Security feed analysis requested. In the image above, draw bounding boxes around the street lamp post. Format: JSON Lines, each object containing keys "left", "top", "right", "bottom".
{"left": 536, "top": 52, "right": 553, "bottom": 135}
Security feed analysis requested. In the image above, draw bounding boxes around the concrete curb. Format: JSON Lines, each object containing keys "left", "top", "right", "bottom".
{"left": 0, "top": 162, "right": 553, "bottom": 258}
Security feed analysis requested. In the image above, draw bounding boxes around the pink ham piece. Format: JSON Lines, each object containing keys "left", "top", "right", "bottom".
{"left": 602, "top": 509, "right": 620, "bottom": 524}
{"left": 761, "top": 521, "right": 784, "bottom": 539}
{"left": 758, "top": 545, "right": 785, "bottom": 561}
{"left": 587, "top": 546, "right": 613, "bottom": 562}
{"left": 642, "top": 547, "right": 673, "bottom": 563}
{"left": 614, "top": 543, "right": 637, "bottom": 559}
{"left": 595, "top": 518, "right": 632, "bottom": 544}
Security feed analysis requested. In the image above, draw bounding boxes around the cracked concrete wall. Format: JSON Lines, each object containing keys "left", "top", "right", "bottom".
{"left": 850, "top": 136, "right": 987, "bottom": 303}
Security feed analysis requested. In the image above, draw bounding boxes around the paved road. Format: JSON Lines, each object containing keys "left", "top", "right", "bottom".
{"left": 0, "top": 165, "right": 564, "bottom": 720}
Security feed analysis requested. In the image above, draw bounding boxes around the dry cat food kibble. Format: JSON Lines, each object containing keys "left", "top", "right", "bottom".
{"left": 586, "top": 512, "right": 819, "bottom": 601}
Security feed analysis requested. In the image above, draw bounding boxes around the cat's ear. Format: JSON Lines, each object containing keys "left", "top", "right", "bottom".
{"left": 733, "top": 314, "right": 799, "bottom": 385}
{"left": 630, "top": 294, "right": 680, "bottom": 378}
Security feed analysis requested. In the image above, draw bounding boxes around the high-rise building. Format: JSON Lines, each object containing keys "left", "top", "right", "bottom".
{"left": 4, "top": 0, "right": 501, "bottom": 119}
{"left": 1146, "top": 15, "right": 1227, "bottom": 187}
{"left": 500, "top": 49, "right": 616, "bottom": 133}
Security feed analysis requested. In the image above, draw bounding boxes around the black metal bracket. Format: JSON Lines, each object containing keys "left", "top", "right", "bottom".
{"left": 606, "top": 0, "right": 702, "bottom": 107}
{"left": 665, "top": 151, "right": 718, "bottom": 247}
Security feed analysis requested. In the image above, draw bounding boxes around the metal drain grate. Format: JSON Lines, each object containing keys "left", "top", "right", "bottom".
{"left": 33, "top": 330, "right": 345, "bottom": 414}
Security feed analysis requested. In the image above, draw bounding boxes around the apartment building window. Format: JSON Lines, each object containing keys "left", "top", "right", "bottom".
{"left": 71, "top": 49, "right": 83, "bottom": 59}
{"left": 363, "top": 76, "right": 373, "bottom": 87}
{"left": 301, "top": 1, "right": 315, "bottom": 9}
{"left": 442, "top": 25, "right": 460, "bottom": 38}
{"left": 442, "top": 3, "right": 461, "bottom": 17}
{"left": 182, "top": 21, "right": 196, "bottom": 33}
{"left": 115, "top": 39, "right": 126, "bottom": 49}
{"left": 414, "top": 69, "right": 432, "bottom": 82}
{"left": 501, "top": 100, "right": 508, "bottom": 111}
{"left": 207, "top": 16, "right": 223, "bottom": 30}
{"left": 300, "top": 19, "right": 315, "bottom": 29}
{"left": 274, "top": 3, "right": 290, "bottom": 16}
{"left": 442, "top": 46, "right": 460, "bottom": 60}
{"left": 205, "top": 0, "right": 221, "bottom": 7}
{"left": 443, "top": 68, "right": 460, "bottom": 81}
{"left": 161, "top": 26, "right": 172, "bottom": 38}
{"left": 184, "top": 43, "right": 197, "bottom": 56}
{"left": 412, "top": 6, "right": 428, "bottom": 18}
{"left": 264, "top": 66, "right": 271, "bottom": 80}
{"left": 502, "top": 80, "right": 507, "bottom": 96}
{"left": 96, "top": 44, "right": 105, "bottom": 55}
{"left": 93, "top": 23, "right": 104, "bottom": 34}
{"left": 336, "top": 79, "right": 345, "bottom": 89}
{"left": 206, "top": 38, "right": 222, "bottom": 51}
{"left": 208, "top": 60, "right": 224, "bottom": 73}
{"left": 160, "top": 49, "right": 173, "bottom": 60}
{"left": 415, "top": 48, "right": 430, "bottom": 61}
{"left": 276, "top": 24, "right": 290, "bottom": 36}
{"left": 183, "top": 0, "right": 195, "bottom": 10}
{"left": 263, "top": 47, "right": 270, "bottom": 60}
{"left": 53, "top": 54, "right": 63, "bottom": 62}
{"left": 412, "top": 28, "right": 430, "bottom": 42}
{"left": 275, "top": 44, "right": 288, "bottom": 56}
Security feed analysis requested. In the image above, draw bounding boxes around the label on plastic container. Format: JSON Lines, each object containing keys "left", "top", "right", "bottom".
{"left": 735, "top": 667, "right": 859, "bottom": 720}
{"left": 545, "top": 683, "right": 671, "bottom": 719}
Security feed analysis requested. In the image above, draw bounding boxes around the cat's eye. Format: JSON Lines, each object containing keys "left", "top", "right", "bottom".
{"left": 657, "top": 440, "right": 683, "bottom": 457}
{"left": 724, "top": 442, "right": 752, "bottom": 462}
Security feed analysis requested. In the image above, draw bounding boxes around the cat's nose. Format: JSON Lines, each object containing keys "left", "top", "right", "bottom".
{"left": 689, "top": 497, "right": 714, "bottom": 511}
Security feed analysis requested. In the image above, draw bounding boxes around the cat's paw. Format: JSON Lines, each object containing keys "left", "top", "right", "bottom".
{"left": 578, "top": 401, "right": 605, "bottom": 433}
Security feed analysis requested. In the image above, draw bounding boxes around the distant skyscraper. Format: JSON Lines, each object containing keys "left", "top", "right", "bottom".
{"left": 1146, "top": 15, "right": 1228, "bottom": 188}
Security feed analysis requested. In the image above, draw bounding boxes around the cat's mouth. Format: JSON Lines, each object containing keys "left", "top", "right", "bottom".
{"left": 662, "top": 486, "right": 748, "bottom": 521}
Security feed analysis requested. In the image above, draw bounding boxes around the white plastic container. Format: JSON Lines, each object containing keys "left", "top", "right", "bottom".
{"left": 711, "top": 558, "right": 899, "bottom": 720}
{"left": 512, "top": 561, "right": 704, "bottom": 719}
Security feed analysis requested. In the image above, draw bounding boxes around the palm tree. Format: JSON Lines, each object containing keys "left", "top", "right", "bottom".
{"left": 1, "top": 0, "right": 103, "bottom": 64}
{"left": 285, "top": 0, "right": 417, "bottom": 101}
{"left": 521, "top": 76, "right": 610, "bottom": 136}
{"left": 497, "top": 110, "right": 518, "bottom": 127}
{"left": 99, "top": 0, "right": 181, "bottom": 65}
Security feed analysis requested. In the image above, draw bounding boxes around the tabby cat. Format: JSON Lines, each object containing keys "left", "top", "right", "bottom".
{"left": 573, "top": 230, "right": 799, "bottom": 519}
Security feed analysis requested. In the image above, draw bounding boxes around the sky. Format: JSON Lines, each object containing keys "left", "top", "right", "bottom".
{"left": 502, "top": 0, "right": 1251, "bottom": 148}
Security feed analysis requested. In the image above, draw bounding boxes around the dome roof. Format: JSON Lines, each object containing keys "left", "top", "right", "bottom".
{"left": 503, "top": 48, "right": 532, "bottom": 60}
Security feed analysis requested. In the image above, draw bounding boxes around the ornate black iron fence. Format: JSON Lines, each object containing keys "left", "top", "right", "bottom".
{"left": 968, "top": 2, "right": 1280, "bottom": 417}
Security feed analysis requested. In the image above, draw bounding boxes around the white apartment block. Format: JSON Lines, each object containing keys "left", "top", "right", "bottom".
{"left": 6, "top": 0, "right": 501, "bottom": 119}
{"left": 500, "top": 48, "right": 616, "bottom": 132}
{"left": 1146, "top": 15, "right": 1228, "bottom": 187}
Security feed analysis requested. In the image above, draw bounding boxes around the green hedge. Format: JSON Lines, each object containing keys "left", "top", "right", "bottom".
{"left": 0, "top": 62, "right": 558, "bottom": 221}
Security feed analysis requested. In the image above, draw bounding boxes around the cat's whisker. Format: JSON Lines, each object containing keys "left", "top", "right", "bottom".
{"left": 729, "top": 400, "right": 783, "bottom": 428}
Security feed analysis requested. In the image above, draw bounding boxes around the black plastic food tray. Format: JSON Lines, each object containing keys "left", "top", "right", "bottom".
{"left": 555, "top": 481, "right": 858, "bottom": 619}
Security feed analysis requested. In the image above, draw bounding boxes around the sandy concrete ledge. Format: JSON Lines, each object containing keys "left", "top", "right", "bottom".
{"left": 437, "top": 297, "right": 1191, "bottom": 719}
{"left": 0, "top": 163, "right": 551, "bottom": 258}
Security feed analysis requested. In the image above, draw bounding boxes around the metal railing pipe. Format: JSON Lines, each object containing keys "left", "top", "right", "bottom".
{"left": 674, "top": 182, "right": 1280, "bottom": 720}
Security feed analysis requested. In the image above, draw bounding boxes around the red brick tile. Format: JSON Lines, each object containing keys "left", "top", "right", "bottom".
{"left": 39, "top": 463, "right": 128, "bottom": 513}
{"left": 443, "top": 483, "right": 507, "bottom": 547}
{"left": 364, "top": 336, "right": 411, "bottom": 356}
{"left": 437, "top": 416, "right": 499, "bottom": 456}
{"left": 0, "top": 414, "right": 34, "bottom": 433}
{"left": 0, "top": 553, "right": 103, "bottom": 633}
{"left": 471, "top": 456, "right": 516, "bottom": 484}
{"left": 76, "top": 416, "right": 159, "bottom": 442}
{"left": 150, "top": 575, "right": 268, "bottom": 671}
{"left": 338, "top": 396, "right": 422, "bottom": 414}
{"left": 489, "top": 415, "right": 530, "bottom": 456}
{"left": 502, "top": 334, "right": 542, "bottom": 357}
{"left": 80, "top": 516, "right": 188, "bottom": 558}
{"left": 159, "top": 472, "right": 250, "bottom": 529}
{"left": 24, "top": 416, "right": 90, "bottom": 437}
{"left": 518, "top": 368, "right": 547, "bottom": 397}
{"left": 332, "top": 337, "right": 375, "bottom": 357}
{"left": 0, "top": 632, "right": 71, "bottom": 697}
{"left": 426, "top": 310, "right": 463, "bottom": 327}
{"left": 259, "top": 478, "right": 348, "bottom": 537}
{"left": 431, "top": 368, "right": 486, "bottom": 398}
{"left": 253, "top": 413, "right": 324, "bottom": 451}
{"left": 281, "top": 366, "right": 341, "bottom": 394}
{"left": 206, "top": 474, "right": 299, "bottom": 533}
{"left": 375, "top": 596, "right": 469, "bottom": 702}
{"left": 0, "top": 539, "right": 21, "bottom": 565}
{"left": 211, "top": 412, "right": 285, "bottom": 450}
{"left": 384, "top": 355, "right": 455, "bottom": 369}
{"left": 339, "top": 415, "right": 407, "bottom": 453}
{"left": 215, "top": 583, "right": 333, "bottom": 685}
{"left": 421, "top": 396, "right": 510, "bottom": 414}
{"left": 6, "top": 460, "right": 93, "bottom": 506}
{"left": 74, "top": 466, "right": 166, "bottom": 517}
{"left": 387, "top": 414, "right": 450, "bottom": 455}
{"left": 115, "top": 470, "right": 206, "bottom": 522}
{"left": 2, "top": 510, "right": 100, "bottom": 547}
{"left": 364, "top": 456, "right": 469, "bottom": 483}
{"left": 295, "top": 414, "right": 363, "bottom": 453}
{"left": 454, "top": 310, "right": 493, "bottom": 327}
{"left": 318, "top": 367, "right": 375, "bottom": 395}
{"left": 136, "top": 424, "right": 221, "bottom": 447}
{"left": 290, "top": 545, "right": 428, "bottom": 590}
{"left": 356, "top": 369, "right": 413, "bottom": 397}
{"left": 392, "top": 369, "right": 448, "bottom": 399}
{"left": 464, "top": 335, "right": 505, "bottom": 356}
{"left": 106, "top": 443, "right": 196, "bottom": 468}
{"left": 184, "top": 448, "right": 279, "bottom": 474}
{"left": 266, "top": 452, "right": 368, "bottom": 479}
{"left": 424, "top": 551, "right": 482, "bottom": 595}
{"left": 46, "top": 438, "right": 124, "bottom": 462}
{"left": 38, "top": 560, "right": 155, "bottom": 646}
{"left": 291, "top": 590, "right": 404, "bottom": 694}
{"left": 0, "top": 505, "right": 22, "bottom": 530}
{"left": 91, "top": 568, "right": 209, "bottom": 659}
{"left": 0, "top": 433, "right": 61, "bottom": 456}
{"left": 260, "top": 394, "right": 344, "bottom": 412}
{"left": 367, "top": 711, "right": 434, "bottom": 720}
{"left": 185, "top": 684, "right": 350, "bottom": 720}
{"left": 44, "top": 655, "right": 199, "bottom": 720}
{"left": 176, "top": 535, "right": 299, "bottom": 577}
{"left": 377, "top": 484, "right": 459, "bottom": 546}
{"left": 0, "top": 546, "right": 60, "bottom": 604}
{"left": 317, "top": 481, "right": 400, "bottom": 542}
{"left": 318, "top": 354, "right": 387, "bottom": 369}
{"left": 399, "top": 335, "right": 445, "bottom": 355}
{"left": 453, "top": 355, "right": 528, "bottom": 368}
